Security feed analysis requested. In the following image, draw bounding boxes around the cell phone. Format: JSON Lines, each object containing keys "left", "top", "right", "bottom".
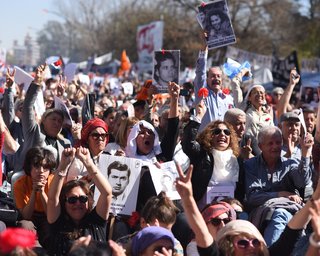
{"left": 291, "top": 74, "right": 299, "bottom": 80}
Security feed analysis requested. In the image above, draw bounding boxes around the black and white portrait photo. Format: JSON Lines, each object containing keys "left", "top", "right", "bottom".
{"left": 198, "top": 0, "right": 236, "bottom": 49}
{"left": 96, "top": 155, "right": 142, "bottom": 216}
{"left": 153, "top": 50, "right": 180, "bottom": 93}
{"left": 148, "top": 160, "right": 180, "bottom": 200}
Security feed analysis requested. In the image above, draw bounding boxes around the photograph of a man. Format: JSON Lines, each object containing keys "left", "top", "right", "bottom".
{"left": 107, "top": 161, "right": 131, "bottom": 202}
{"left": 153, "top": 50, "right": 180, "bottom": 93}
{"left": 160, "top": 173, "right": 176, "bottom": 192}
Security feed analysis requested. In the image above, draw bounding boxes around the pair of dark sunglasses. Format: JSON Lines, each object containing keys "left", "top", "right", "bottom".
{"left": 66, "top": 195, "right": 88, "bottom": 204}
{"left": 234, "top": 238, "right": 261, "bottom": 249}
{"left": 90, "top": 133, "right": 109, "bottom": 140}
{"left": 212, "top": 128, "right": 231, "bottom": 136}
{"left": 210, "top": 218, "right": 231, "bottom": 226}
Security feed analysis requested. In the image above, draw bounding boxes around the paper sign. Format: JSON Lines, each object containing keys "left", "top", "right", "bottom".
{"left": 64, "top": 63, "right": 78, "bottom": 83}
{"left": 206, "top": 185, "right": 234, "bottom": 204}
{"left": 149, "top": 161, "right": 181, "bottom": 200}
{"left": 14, "top": 66, "right": 34, "bottom": 91}
{"left": 95, "top": 155, "right": 142, "bottom": 216}
{"left": 122, "top": 82, "right": 134, "bottom": 95}
{"left": 54, "top": 96, "right": 73, "bottom": 126}
{"left": 152, "top": 50, "right": 180, "bottom": 94}
{"left": 198, "top": 0, "right": 236, "bottom": 49}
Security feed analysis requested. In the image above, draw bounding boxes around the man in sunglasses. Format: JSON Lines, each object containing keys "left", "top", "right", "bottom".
{"left": 107, "top": 161, "right": 130, "bottom": 203}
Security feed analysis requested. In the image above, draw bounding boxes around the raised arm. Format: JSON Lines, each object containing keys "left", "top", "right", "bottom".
{"left": 276, "top": 68, "right": 300, "bottom": 122}
{"left": 2, "top": 67, "right": 15, "bottom": 127}
{"left": 270, "top": 177, "right": 320, "bottom": 256}
{"left": 175, "top": 164, "right": 214, "bottom": 249}
{"left": 315, "top": 87, "right": 320, "bottom": 143}
{"left": 0, "top": 111, "right": 19, "bottom": 154}
{"left": 76, "top": 146, "right": 112, "bottom": 220}
{"left": 47, "top": 147, "right": 76, "bottom": 224}
{"left": 168, "top": 82, "right": 180, "bottom": 119}
{"left": 194, "top": 41, "right": 208, "bottom": 105}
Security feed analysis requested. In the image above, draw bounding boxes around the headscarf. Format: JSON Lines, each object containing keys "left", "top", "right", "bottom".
{"left": 244, "top": 84, "right": 266, "bottom": 105}
{"left": 80, "top": 118, "right": 108, "bottom": 146}
{"left": 216, "top": 220, "right": 266, "bottom": 245}
{"left": 131, "top": 226, "right": 175, "bottom": 256}
{"left": 125, "top": 120, "right": 161, "bottom": 163}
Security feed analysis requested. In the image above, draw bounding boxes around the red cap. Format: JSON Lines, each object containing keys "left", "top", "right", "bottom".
{"left": 201, "top": 204, "right": 229, "bottom": 222}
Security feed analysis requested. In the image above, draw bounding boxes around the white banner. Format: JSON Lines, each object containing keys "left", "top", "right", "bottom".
{"left": 0, "top": 48, "right": 6, "bottom": 66}
{"left": 136, "top": 21, "right": 164, "bottom": 73}
{"left": 225, "top": 46, "right": 272, "bottom": 70}
{"left": 94, "top": 52, "right": 112, "bottom": 65}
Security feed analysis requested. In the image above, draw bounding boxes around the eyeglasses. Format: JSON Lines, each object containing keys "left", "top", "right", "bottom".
{"left": 212, "top": 128, "right": 231, "bottom": 136}
{"left": 66, "top": 195, "right": 89, "bottom": 204}
{"left": 209, "top": 218, "right": 231, "bottom": 226}
{"left": 90, "top": 132, "right": 109, "bottom": 140}
{"left": 234, "top": 238, "right": 261, "bottom": 249}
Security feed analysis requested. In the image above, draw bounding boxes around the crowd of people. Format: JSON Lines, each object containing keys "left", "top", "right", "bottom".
{"left": 0, "top": 37, "right": 320, "bottom": 256}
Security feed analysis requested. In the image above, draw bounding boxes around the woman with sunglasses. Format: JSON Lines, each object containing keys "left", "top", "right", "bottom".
{"left": 47, "top": 146, "right": 112, "bottom": 256}
{"left": 176, "top": 164, "right": 320, "bottom": 256}
{"left": 181, "top": 100, "right": 240, "bottom": 210}
{"left": 187, "top": 201, "right": 236, "bottom": 256}
{"left": 67, "top": 118, "right": 109, "bottom": 181}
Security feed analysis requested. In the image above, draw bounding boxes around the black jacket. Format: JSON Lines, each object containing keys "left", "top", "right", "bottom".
{"left": 181, "top": 120, "right": 245, "bottom": 203}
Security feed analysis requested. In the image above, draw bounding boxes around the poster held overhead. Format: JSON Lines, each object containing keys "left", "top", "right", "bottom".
{"left": 152, "top": 50, "right": 180, "bottom": 94}
{"left": 198, "top": 0, "right": 236, "bottom": 49}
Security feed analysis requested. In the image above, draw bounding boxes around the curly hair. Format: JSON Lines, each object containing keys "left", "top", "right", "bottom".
{"left": 196, "top": 120, "right": 239, "bottom": 157}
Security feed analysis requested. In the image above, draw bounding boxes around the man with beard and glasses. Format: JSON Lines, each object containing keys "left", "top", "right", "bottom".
{"left": 193, "top": 42, "right": 234, "bottom": 132}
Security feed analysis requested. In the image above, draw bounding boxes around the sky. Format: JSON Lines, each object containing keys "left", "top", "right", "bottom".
{"left": 0, "top": 0, "right": 311, "bottom": 51}
{"left": 0, "top": 0, "right": 60, "bottom": 50}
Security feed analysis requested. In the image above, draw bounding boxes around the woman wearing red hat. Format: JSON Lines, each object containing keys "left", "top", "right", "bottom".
{"left": 66, "top": 118, "right": 109, "bottom": 181}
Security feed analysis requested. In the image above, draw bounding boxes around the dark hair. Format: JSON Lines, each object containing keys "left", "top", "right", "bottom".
{"left": 154, "top": 51, "right": 176, "bottom": 82}
{"left": 23, "top": 147, "right": 56, "bottom": 176}
{"left": 107, "top": 161, "right": 130, "bottom": 178}
{"left": 68, "top": 241, "right": 112, "bottom": 256}
{"left": 205, "top": 9, "right": 229, "bottom": 31}
{"left": 141, "top": 191, "right": 179, "bottom": 226}
{"left": 103, "top": 107, "right": 116, "bottom": 120}
{"left": 60, "top": 180, "right": 94, "bottom": 215}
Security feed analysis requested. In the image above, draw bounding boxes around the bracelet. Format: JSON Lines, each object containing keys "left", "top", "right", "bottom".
{"left": 309, "top": 232, "right": 320, "bottom": 248}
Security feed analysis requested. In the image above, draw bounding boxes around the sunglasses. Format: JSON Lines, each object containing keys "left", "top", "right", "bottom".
{"left": 90, "top": 132, "right": 109, "bottom": 140}
{"left": 212, "top": 128, "right": 231, "bottom": 136}
{"left": 234, "top": 238, "right": 261, "bottom": 249}
{"left": 66, "top": 195, "right": 88, "bottom": 204}
{"left": 210, "top": 218, "right": 231, "bottom": 226}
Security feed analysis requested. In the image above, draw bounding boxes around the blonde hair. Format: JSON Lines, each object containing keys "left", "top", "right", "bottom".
{"left": 115, "top": 117, "right": 139, "bottom": 148}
